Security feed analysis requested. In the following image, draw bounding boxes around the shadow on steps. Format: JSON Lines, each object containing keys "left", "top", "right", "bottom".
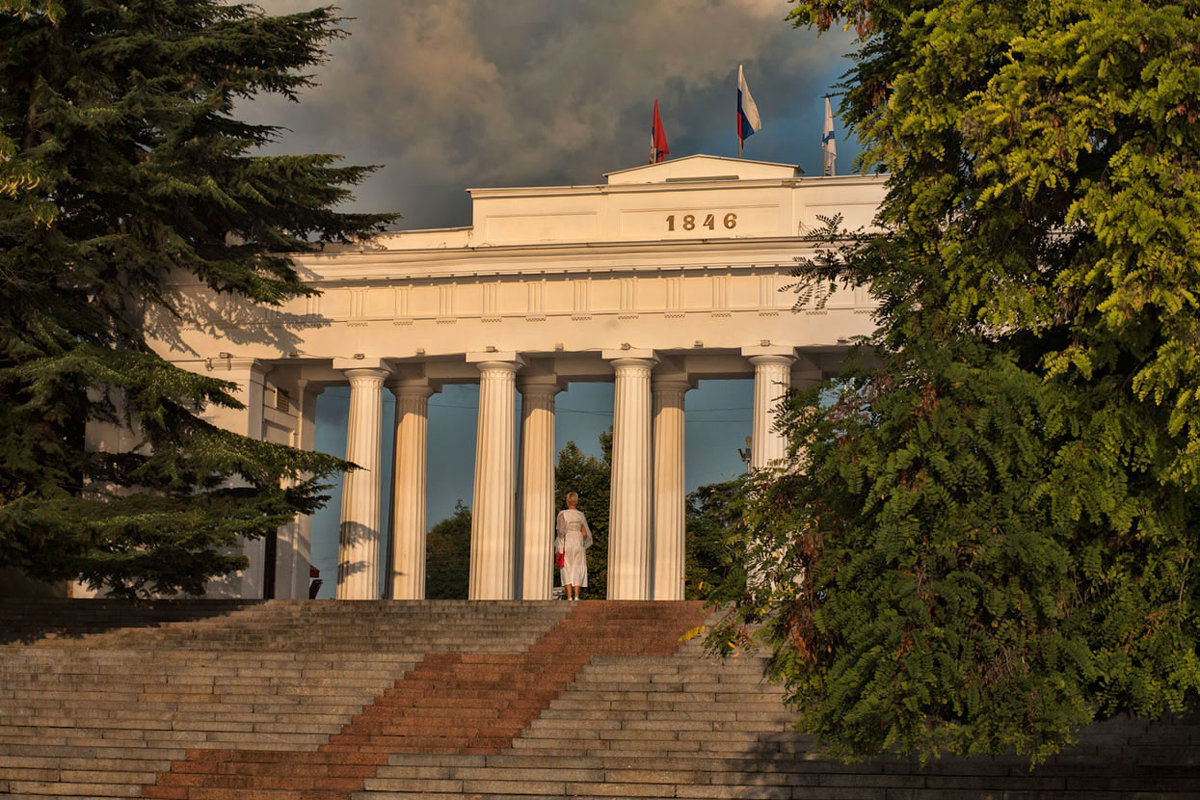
{"left": 0, "top": 598, "right": 259, "bottom": 645}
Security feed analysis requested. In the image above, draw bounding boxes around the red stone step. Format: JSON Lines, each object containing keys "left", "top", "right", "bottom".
{"left": 139, "top": 601, "right": 707, "bottom": 800}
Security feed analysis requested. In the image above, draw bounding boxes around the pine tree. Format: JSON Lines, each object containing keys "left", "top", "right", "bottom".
{"left": 0, "top": 0, "right": 397, "bottom": 598}
{"left": 713, "top": 0, "right": 1200, "bottom": 762}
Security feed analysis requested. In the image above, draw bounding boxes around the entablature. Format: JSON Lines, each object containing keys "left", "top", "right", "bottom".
{"left": 287, "top": 235, "right": 839, "bottom": 286}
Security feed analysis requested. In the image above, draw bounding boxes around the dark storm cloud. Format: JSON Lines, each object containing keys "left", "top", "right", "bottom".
{"left": 243, "top": 0, "right": 858, "bottom": 229}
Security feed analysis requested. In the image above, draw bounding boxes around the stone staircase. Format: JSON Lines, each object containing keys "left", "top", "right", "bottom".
{"left": 1, "top": 599, "right": 1199, "bottom": 799}
{"left": 371, "top": 645, "right": 1200, "bottom": 799}
{"left": 0, "top": 599, "right": 576, "bottom": 799}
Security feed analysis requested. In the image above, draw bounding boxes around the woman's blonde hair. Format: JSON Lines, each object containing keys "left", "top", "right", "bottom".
{"left": 566, "top": 491, "right": 579, "bottom": 503}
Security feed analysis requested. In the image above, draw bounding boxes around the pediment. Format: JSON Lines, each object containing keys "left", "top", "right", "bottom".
{"left": 605, "top": 154, "right": 800, "bottom": 185}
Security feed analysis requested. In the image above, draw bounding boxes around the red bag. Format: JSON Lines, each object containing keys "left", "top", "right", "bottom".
{"left": 555, "top": 552, "right": 565, "bottom": 568}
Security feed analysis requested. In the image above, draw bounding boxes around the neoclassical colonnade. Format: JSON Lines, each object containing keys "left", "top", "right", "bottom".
{"left": 124, "top": 159, "right": 887, "bottom": 602}
{"left": 333, "top": 348, "right": 798, "bottom": 602}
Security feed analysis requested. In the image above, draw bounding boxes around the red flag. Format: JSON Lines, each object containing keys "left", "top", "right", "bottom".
{"left": 650, "top": 99, "right": 669, "bottom": 164}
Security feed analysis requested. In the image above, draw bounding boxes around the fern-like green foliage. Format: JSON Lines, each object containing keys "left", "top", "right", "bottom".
{"left": 0, "top": 1, "right": 399, "bottom": 598}
{"left": 712, "top": 0, "right": 1200, "bottom": 764}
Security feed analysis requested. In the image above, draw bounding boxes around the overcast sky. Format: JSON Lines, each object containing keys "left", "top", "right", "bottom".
{"left": 246, "top": 0, "right": 861, "bottom": 230}
{"left": 246, "top": 1, "right": 864, "bottom": 592}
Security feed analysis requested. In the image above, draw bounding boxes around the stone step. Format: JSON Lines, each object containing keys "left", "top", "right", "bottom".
{"left": 1, "top": 598, "right": 578, "bottom": 655}
{"left": 0, "top": 728, "right": 332, "bottom": 749}
{"left": 358, "top": 772, "right": 1200, "bottom": 800}
{"left": 5, "top": 600, "right": 1199, "bottom": 800}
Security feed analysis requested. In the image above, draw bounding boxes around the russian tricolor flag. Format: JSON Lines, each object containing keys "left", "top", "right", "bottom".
{"left": 737, "top": 64, "right": 761, "bottom": 154}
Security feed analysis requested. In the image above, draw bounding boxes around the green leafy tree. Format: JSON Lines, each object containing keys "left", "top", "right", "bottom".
{"left": 425, "top": 500, "right": 471, "bottom": 600}
{"left": 0, "top": 1, "right": 396, "bottom": 598}
{"left": 684, "top": 478, "right": 747, "bottom": 601}
{"left": 555, "top": 431, "right": 611, "bottom": 599}
{"left": 713, "top": 0, "right": 1200, "bottom": 763}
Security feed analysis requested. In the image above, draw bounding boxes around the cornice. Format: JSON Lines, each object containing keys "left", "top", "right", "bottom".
{"left": 306, "top": 233, "right": 816, "bottom": 260}
{"left": 162, "top": 236, "right": 832, "bottom": 289}
{"left": 287, "top": 236, "right": 821, "bottom": 285}
{"left": 464, "top": 172, "right": 885, "bottom": 199}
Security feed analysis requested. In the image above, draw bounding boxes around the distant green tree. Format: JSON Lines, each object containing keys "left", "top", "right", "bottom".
{"left": 425, "top": 501, "right": 471, "bottom": 600}
{"left": 554, "top": 431, "right": 611, "bottom": 599}
{"left": 684, "top": 478, "right": 747, "bottom": 601}
{"left": 0, "top": 1, "right": 396, "bottom": 598}
{"left": 713, "top": 0, "right": 1200, "bottom": 764}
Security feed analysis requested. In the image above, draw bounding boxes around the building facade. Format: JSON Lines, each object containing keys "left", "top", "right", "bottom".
{"left": 88, "top": 155, "right": 886, "bottom": 601}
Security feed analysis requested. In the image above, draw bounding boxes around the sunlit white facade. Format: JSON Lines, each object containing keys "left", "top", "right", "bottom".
{"left": 87, "top": 155, "right": 886, "bottom": 601}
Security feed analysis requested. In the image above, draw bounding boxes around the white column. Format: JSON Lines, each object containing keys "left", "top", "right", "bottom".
{"left": 747, "top": 352, "right": 796, "bottom": 470}
{"left": 652, "top": 375, "right": 691, "bottom": 601}
{"left": 605, "top": 352, "right": 656, "bottom": 600}
{"left": 518, "top": 376, "right": 562, "bottom": 600}
{"left": 388, "top": 378, "right": 434, "bottom": 600}
{"left": 231, "top": 359, "right": 267, "bottom": 599}
{"left": 281, "top": 378, "right": 322, "bottom": 600}
{"left": 335, "top": 363, "right": 390, "bottom": 600}
{"left": 468, "top": 356, "right": 523, "bottom": 600}
{"left": 210, "top": 359, "right": 266, "bottom": 599}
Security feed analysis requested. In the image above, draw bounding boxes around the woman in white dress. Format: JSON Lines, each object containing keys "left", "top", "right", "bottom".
{"left": 555, "top": 491, "right": 592, "bottom": 600}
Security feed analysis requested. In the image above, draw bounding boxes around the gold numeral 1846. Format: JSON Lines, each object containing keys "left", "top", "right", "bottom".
{"left": 666, "top": 212, "right": 738, "bottom": 231}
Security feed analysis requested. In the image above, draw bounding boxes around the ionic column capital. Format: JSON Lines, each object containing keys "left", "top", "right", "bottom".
{"left": 467, "top": 351, "right": 526, "bottom": 372}
{"left": 651, "top": 373, "right": 696, "bottom": 396}
{"left": 517, "top": 374, "right": 566, "bottom": 397}
{"left": 606, "top": 357, "right": 658, "bottom": 371}
{"left": 387, "top": 376, "right": 437, "bottom": 400}
{"left": 746, "top": 353, "right": 796, "bottom": 368}
{"left": 340, "top": 366, "right": 391, "bottom": 384}
{"left": 474, "top": 361, "right": 523, "bottom": 373}
{"left": 607, "top": 360, "right": 658, "bottom": 386}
